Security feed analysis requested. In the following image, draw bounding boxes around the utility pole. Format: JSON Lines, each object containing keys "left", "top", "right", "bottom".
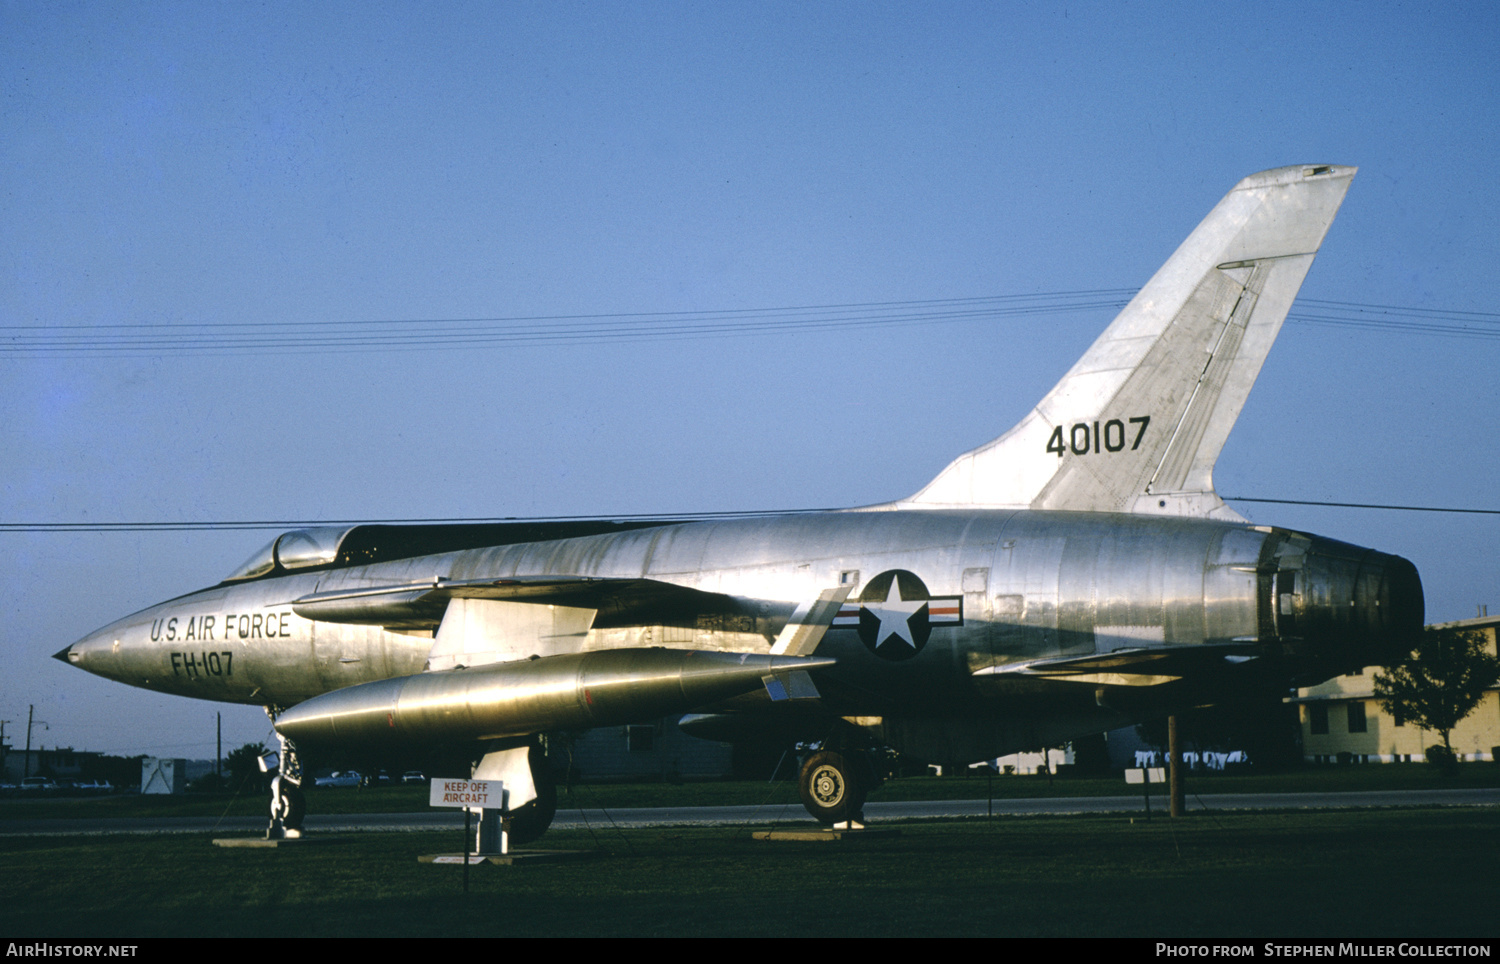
{"left": 24, "top": 706, "right": 49, "bottom": 780}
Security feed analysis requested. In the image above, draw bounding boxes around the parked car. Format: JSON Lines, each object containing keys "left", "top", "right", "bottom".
{"left": 314, "top": 770, "right": 361, "bottom": 788}
{"left": 401, "top": 771, "right": 426, "bottom": 785}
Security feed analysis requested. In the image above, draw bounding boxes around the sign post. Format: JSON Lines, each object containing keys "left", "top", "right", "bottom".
{"left": 429, "top": 778, "right": 509, "bottom": 882}
{"left": 1125, "top": 766, "right": 1166, "bottom": 819}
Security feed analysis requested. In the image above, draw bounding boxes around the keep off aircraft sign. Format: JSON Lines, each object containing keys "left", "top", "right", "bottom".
{"left": 429, "top": 778, "right": 502, "bottom": 809}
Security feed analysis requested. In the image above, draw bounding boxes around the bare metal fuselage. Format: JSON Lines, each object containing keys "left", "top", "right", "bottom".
{"left": 62, "top": 507, "right": 1419, "bottom": 763}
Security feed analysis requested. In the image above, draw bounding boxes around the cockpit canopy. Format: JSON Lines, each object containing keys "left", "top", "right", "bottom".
{"left": 224, "top": 527, "right": 353, "bottom": 581}
{"left": 217, "top": 518, "right": 682, "bottom": 584}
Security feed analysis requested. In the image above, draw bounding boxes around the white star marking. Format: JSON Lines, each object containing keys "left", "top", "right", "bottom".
{"left": 866, "top": 578, "right": 927, "bottom": 650}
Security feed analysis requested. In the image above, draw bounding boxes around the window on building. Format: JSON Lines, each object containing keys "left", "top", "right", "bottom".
{"left": 1309, "top": 703, "right": 1328, "bottom": 735}
{"left": 1347, "top": 701, "right": 1367, "bottom": 733}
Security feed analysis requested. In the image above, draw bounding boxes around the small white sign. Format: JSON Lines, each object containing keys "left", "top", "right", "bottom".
{"left": 429, "top": 778, "right": 502, "bottom": 809}
{"left": 1125, "top": 767, "right": 1166, "bottom": 785}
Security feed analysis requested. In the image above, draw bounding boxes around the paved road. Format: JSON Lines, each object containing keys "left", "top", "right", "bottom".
{"left": 2, "top": 787, "right": 1495, "bottom": 837}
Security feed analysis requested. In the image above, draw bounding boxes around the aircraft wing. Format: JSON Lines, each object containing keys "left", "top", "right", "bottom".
{"left": 289, "top": 575, "right": 735, "bottom": 631}
{"left": 280, "top": 575, "right": 838, "bottom": 767}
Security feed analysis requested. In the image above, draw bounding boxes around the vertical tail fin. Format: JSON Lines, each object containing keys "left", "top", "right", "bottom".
{"left": 905, "top": 165, "right": 1356, "bottom": 518}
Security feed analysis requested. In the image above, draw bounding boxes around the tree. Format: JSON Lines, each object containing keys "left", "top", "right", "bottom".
{"left": 223, "top": 742, "right": 270, "bottom": 794}
{"left": 1375, "top": 628, "right": 1500, "bottom": 762}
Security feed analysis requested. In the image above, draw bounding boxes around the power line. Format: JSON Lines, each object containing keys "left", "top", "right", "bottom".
{"left": 4, "top": 499, "right": 1495, "bottom": 534}
{"left": 2, "top": 290, "right": 1132, "bottom": 332}
{"left": 1224, "top": 497, "right": 1500, "bottom": 516}
{"left": 1291, "top": 299, "right": 1500, "bottom": 339}
{"left": 0, "top": 508, "right": 836, "bottom": 533}
{"left": 0, "top": 292, "right": 1132, "bottom": 356}
{"left": 1, "top": 290, "right": 1493, "bottom": 357}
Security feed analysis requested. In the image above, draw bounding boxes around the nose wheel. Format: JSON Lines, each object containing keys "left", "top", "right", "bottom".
{"left": 262, "top": 712, "right": 308, "bottom": 839}
{"left": 271, "top": 775, "right": 306, "bottom": 834}
{"left": 798, "top": 750, "right": 870, "bottom": 826}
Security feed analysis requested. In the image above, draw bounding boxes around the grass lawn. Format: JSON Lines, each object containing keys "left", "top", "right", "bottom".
{"left": 3, "top": 762, "right": 1496, "bottom": 819}
{"left": 1, "top": 808, "right": 1495, "bottom": 937}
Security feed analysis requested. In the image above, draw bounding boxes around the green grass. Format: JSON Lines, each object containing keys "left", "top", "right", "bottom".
{"left": 864, "top": 762, "right": 1500, "bottom": 801}
{"left": 1, "top": 808, "right": 1496, "bottom": 937}
{"left": 4, "top": 763, "right": 1497, "bottom": 819}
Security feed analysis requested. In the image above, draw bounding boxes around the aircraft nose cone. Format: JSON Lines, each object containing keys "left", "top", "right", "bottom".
{"left": 57, "top": 623, "right": 127, "bottom": 682}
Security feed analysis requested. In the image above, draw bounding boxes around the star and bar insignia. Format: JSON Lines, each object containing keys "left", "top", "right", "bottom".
{"left": 831, "top": 569, "right": 962, "bottom": 661}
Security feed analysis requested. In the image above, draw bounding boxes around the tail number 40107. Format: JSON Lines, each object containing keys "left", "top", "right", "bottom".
{"left": 1046, "top": 416, "right": 1150, "bottom": 457}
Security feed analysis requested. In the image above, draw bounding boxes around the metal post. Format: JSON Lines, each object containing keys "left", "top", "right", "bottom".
{"left": 24, "top": 706, "right": 44, "bottom": 779}
{"left": 1168, "top": 714, "right": 1185, "bottom": 818}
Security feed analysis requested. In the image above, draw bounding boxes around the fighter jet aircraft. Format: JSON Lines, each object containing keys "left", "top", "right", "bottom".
{"left": 57, "top": 165, "right": 1422, "bottom": 842}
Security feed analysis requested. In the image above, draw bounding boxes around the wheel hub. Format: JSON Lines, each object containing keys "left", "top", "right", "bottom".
{"left": 811, "top": 765, "right": 845, "bottom": 805}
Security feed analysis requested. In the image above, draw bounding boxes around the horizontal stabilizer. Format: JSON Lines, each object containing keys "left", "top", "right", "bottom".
{"left": 974, "top": 643, "right": 1259, "bottom": 688}
{"left": 907, "top": 165, "right": 1356, "bottom": 518}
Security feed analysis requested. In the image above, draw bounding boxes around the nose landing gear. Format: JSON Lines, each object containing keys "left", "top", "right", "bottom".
{"left": 262, "top": 710, "right": 307, "bottom": 840}
{"left": 269, "top": 771, "right": 307, "bottom": 837}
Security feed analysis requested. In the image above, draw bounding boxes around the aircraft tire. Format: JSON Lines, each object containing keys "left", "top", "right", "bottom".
{"left": 502, "top": 740, "right": 558, "bottom": 846}
{"left": 798, "top": 750, "right": 868, "bottom": 825}
{"left": 275, "top": 783, "right": 306, "bottom": 831}
{"left": 506, "top": 765, "right": 557, "bottom": 846}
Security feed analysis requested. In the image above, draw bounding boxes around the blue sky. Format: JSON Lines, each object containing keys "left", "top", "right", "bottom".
{"left": 3, "top": 2, "right": 1497, "bottom": 757}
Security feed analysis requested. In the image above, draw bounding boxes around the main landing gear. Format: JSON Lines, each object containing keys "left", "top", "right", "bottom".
{"left": 471, "top": 738, "right": 557, "bottom": 848}
{"left": 797, "top": 748, "right": 879, "bottom": 827}
{"left": 499, "top": 741, "right": 557, "bottom": 846}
